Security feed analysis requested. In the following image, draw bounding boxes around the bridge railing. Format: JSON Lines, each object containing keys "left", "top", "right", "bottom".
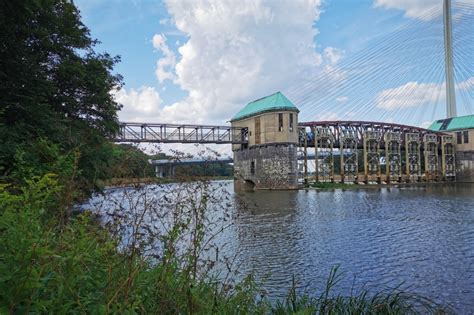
{"left": 114, "top": 122, "right": 248, "bottom": 144}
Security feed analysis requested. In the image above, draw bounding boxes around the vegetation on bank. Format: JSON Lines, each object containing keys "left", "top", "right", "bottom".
{"left": 0, "top": 1, "right": 448, "bottom": 313}
{"left": 0, "top": 174, "right": 447, "bottom": 314}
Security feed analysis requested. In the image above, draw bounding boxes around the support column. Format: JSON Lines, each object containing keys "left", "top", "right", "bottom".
{"left": 303, "top": 128, "right": 308, "bottom": 185}
{"left": 441, "top": 135, "right": 456, "bottom": 180}
{"left": 155, "top": 165, "right": 164, "bottom": 178}
{"left": 313, "top": 126, "right": 319, "bottom": 183}
{"left": 384, "top": 132, "right": 401, "bottom": 183}
{"left": 340, "top": 129, "right": 358, "bottom": 183}
{"left": 423, "top": 134, "right": 439, "bottom": 181}
{"left": 444, "top": 0, "right": 457, "bottom": 118}
{"left": 340, "top": 136, "right": 345, "bottom": 183}
{"left": 364, "top": 130, "right": 381, "bottom": 184}
{"left": 315, "top": 127, "right": 334, "bottom": 182}
{"left": 405, "top": 133, "right": 421, "bottom": 182}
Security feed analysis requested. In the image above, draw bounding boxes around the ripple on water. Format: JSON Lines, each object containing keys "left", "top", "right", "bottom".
{"left": 90, "top": 183, "right": 474, "bottom": 313}
{"left": 226, "top": 184, "right": 474, "bottom": 313}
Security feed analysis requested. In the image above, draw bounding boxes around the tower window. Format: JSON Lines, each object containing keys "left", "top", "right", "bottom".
{"left": 289, "top": 113, "right": 294, "bottom": 132}
{"left": 463, "top": 130, "right": 469, "bottom": 143}
{"left": 278, "top": 113, "right": 283, "bottom": 132}
{"left": 456, "top": 131, "right": 462, "bottom": 144}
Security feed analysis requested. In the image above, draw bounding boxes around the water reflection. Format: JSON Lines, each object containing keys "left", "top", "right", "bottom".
{"left": 229, "top": 183, "right": 474, "bottom": 312}
{"left": 88, "top": 182, "right": 474, "bottom": 313}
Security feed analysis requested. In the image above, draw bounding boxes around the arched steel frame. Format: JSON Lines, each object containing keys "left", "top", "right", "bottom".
{"left": 298, "top": 120, "right": 455, "bottom": 183}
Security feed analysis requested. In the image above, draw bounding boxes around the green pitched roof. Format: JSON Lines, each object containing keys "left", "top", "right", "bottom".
{"left": 428, "top": 114, "right": 474, "bottom": 132}
{"left": 230, "top": 92, "right": 299, "bottom": 122}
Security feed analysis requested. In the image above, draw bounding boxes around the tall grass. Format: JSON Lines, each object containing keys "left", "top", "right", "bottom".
{"left": 0, "top": 166, "right": 451, "bottom": 313}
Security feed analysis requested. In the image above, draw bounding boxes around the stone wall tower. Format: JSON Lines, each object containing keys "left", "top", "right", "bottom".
{"left": 230, "top": 92, "right": 299, "bottom": 191}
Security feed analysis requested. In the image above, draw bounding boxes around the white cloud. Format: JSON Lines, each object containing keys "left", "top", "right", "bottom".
{"left": 373, "top": 0, "right": 440, "bottom": 20}
{"left": 336, "top": 96, "right": 348, "bottom": 102}
{"left": 375, "top": 77, "right": 474, "bottom": 110}
{"left": 375, "top": 81, "right": 442, "bottom": 110}
{"left": 154, "top": 0, "right": 327, "bottom": 124}
{"left": 152, "top": 34, "right": 177, "bottom": 83}
{"left": 373, "top": 0, "right": 474, "bottom": 20}
{"left": 113, "top": 86, "right": 163, "bottom": 122}
{"left": 317, "top": 111, "right": 340, "bottom": 121}
{"left": 324, "top": 47, "right": 344, "bottom": 65}
{"left": 457, "top": 77, "right": 474, "bottom": 91}
{"left": 159, "top": 18, "right": 170, "bottom": 25}
{"left": 420, "top": 121, "right": 433, "bottom": 129}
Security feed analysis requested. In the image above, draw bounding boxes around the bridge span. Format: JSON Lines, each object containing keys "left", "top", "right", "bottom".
{"left": 115, "top": 122, "right": 248, "bottom": 144}
{"left": 113, "top": 118, "right": 456, "bottom": 187}
{"left": 114, "top": 120, "right": 436, "bottom": 147}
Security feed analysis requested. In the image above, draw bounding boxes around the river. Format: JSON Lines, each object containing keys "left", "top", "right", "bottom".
{"left": 85, "top": 182, "right": 474, "bottom": 313}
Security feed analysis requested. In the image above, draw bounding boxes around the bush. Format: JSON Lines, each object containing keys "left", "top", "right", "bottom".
{"left": 0, "top": 174, "right": 264, "bottom": 313}
{"left": 0, "top": 174, "right": 448, "bottom": 314}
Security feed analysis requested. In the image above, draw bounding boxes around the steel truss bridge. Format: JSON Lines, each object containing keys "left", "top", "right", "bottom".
{"left": 115, "top": 122, "right": 248, "bottom": 144}
{"left": 298, "top": 121, "right": 455, "bottom": 183}
{"left": 112, "top": 120, "right": 455, "bottom": 183}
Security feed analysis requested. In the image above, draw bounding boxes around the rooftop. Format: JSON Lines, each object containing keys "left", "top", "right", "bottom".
{"left": 230, "top": 92, "right": 299, "bottom": 122}
{"left": 428, "top": 114, "right": 474, "bottom": 132}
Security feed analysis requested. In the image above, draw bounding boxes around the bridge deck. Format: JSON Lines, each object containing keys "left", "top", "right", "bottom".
{"left": 114, "top": 122, "right": 248, "bottom": 144}
{"left": 113, "top": 120, "right": 441, "bottom": 145}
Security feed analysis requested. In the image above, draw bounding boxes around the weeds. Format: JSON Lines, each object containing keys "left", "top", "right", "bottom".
{"left": 0, "top": 149, "right": 451, "bottom": 314}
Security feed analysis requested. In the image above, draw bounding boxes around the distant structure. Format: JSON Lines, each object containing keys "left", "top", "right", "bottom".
{"left": 230, "top": 92, "right": 299, "bottom": 191}
{"left": 443, "top": 0, "right": 457, "bottom": 118}
{"left": 429, "top": 114, "right": 474, "bottom": 181}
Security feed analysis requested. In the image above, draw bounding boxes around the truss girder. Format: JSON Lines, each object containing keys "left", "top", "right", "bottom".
{"left": 298, "top": 121, "right": 452, "bottom": 183}
{"left": 114, "top": 123, "right": 248, "bottom": 144}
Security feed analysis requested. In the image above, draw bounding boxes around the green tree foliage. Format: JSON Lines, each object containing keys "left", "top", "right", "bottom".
{"left": 0, "top": 175, "right": 265, "bottom": 314}
{"left": 0, "top": 0, "right": 123, "bottom": 192}
{"left": 106, "top": 143, "right": 156, "bottom": 179}
{"left": 177, "top": 163, "right": 233, "bottom": 178}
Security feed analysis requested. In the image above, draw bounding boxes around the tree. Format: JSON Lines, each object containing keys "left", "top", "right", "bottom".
{"left": 106, "top": 144, "right": 156, "bottom": 179}
{"left": 0, "top": 0, "right": 123, "bottom": 192}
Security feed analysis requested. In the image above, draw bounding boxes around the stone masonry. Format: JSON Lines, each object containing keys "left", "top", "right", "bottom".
{"left": 234, "top": 144, "right": 298, "bottom": 190}
{"left": 456, "top": 150, "right": 474, "bottom": 182}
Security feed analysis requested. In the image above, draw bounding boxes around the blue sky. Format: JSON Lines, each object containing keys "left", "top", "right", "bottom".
{"left": 77, "top": 0, "right": 403, "bottom": 107}
{"left": 74, "top": 0, "right": 473, "bottom": 130}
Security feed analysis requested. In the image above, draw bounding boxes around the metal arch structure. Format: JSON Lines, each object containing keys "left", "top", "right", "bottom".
{"left": 298, "top": 120, "right": 431, "bottom": 140}
{"left": 114, "top": 122, "right": 248, "bottom": 144}
{"left": 297, "top": 120, "right": 455, "bottom": 183}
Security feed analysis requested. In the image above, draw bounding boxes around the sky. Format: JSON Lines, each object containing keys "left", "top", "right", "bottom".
{"left": 74, "top": 0, "right": 473, "bottom": 155}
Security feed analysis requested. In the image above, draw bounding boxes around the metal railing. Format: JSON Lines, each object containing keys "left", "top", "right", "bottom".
{"left": 113, "top": 122, "right": 248, "bottom": 144}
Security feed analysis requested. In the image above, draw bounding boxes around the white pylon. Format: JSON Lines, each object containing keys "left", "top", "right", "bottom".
{"left": 444, "top": 0, "right": 457, "bottom": 118}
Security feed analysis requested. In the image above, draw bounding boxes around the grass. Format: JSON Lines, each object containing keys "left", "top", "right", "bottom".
{"left": 0, "top": 174, "right": 451, "bottom": 314}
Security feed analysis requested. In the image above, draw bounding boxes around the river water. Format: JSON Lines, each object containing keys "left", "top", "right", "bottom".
{"left": 87, "top": 182, "right": 474, "bottom": 313}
